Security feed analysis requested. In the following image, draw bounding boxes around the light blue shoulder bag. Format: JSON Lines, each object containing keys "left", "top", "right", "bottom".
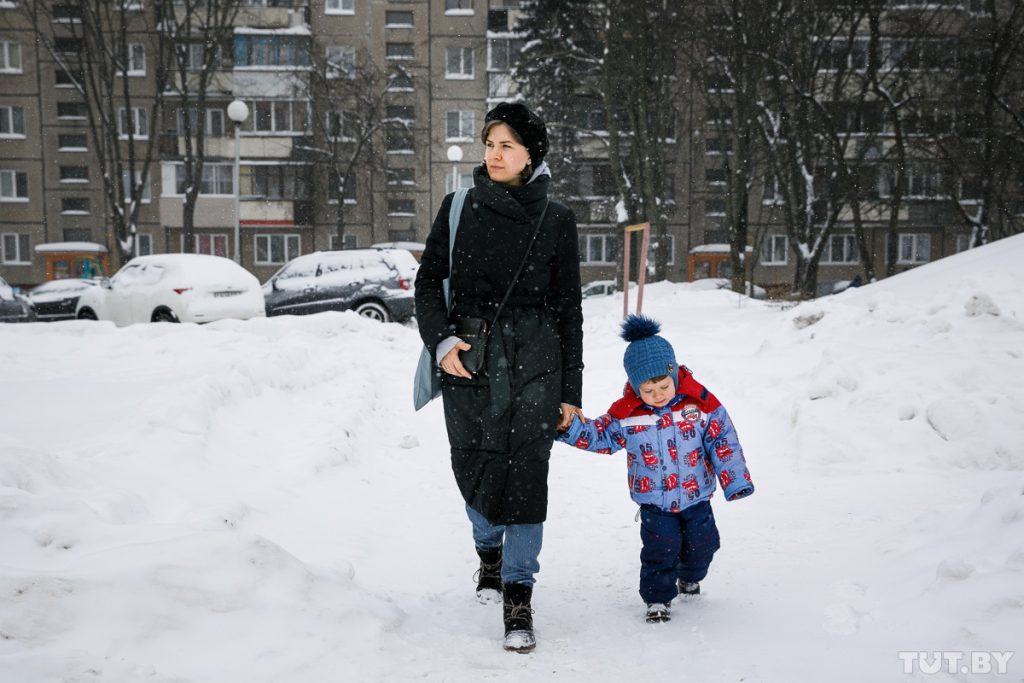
{"left": 412, "top": 187, "right": 469, "bottom": 411}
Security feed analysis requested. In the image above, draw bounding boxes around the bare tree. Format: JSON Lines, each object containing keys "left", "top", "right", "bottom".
{"left": 18, "top": 0, "right": 170, "bottom": 265}
{"left": 304, "top": 45, "right": 407, "bottom": 249}
{"left": 160, "top": 0, "right": 242, "bottom": 254}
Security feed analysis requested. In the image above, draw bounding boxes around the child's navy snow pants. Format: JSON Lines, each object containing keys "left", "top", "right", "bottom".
{"left": 638, "top": 500, "right": 721, "bottom": 604}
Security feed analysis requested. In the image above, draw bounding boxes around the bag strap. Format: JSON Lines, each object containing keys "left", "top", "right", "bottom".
{"left": 485, "top": 199, "right": 550, "bottom": 334}
{"left": 443, "top": 187, "right": 470, "bottom": 312}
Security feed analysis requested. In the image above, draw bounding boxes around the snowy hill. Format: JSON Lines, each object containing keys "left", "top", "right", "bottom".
{"left": 1, "top": 235, "right": 1022, "bottom": 682}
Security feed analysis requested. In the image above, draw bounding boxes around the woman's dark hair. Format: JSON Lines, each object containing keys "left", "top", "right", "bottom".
{"left": 481, "top": 119, "right": 534, "bottom": 184}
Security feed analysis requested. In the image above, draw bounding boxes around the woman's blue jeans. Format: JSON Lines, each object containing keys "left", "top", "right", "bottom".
{"left": 465, "top": 503, "right": 543, "bottom": 587}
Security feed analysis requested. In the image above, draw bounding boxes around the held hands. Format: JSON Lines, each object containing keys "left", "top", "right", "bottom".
{"left": 440, "top": 341, "right": 474, "bottom": 379}
{"left": 441, "top": 344, "right": 582, "bottom": 431}
{"left": 558, "top": 403, "right": 584, "bottom": 432}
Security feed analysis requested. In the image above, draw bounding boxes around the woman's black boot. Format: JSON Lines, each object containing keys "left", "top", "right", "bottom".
{"left": 502, "top": 583, "right": 536, "bottom": 653}
{"left": 474, "top": 546, "right": 503, "bottom": 604}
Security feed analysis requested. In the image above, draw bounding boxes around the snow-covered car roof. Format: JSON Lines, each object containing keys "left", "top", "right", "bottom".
{"left": 122, "top": 254, "right": 258, "bottom": 285}
{"left": 28, "top": 278, "right": 100, "bottom": 302}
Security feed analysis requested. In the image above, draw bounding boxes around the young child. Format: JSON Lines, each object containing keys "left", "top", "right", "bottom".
{"left": 558, "top": 314, "right": 754, "bottom": 623}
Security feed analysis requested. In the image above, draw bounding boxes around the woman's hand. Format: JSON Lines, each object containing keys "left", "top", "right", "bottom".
{"left": 557, "top": 403, "right": 584, "bottom": 432}
{"left": 440, "top": 341, "right": 474, "bottom": 379}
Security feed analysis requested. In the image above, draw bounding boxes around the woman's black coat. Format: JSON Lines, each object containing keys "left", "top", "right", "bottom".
{"left": 415, "top": 168, "right": 583, "bottom": 525}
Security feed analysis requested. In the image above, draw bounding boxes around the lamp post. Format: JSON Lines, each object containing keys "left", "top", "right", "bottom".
{"left": 446, "top": 144, "right": 463, "bottom": 193}
{"left": 227, "top": 100, "right": 250, "bottom": 264}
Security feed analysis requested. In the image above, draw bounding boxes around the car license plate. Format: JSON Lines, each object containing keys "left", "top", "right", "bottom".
{"left": 213, "top": 291, "right": 241, "bottom": 298}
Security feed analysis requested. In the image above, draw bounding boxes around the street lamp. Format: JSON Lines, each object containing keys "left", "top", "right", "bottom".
{"left": 227, "top": 100, "right": 250, "bottom": 264}
{"left": 446, "top": 144, "right": 463, "bottom": 193}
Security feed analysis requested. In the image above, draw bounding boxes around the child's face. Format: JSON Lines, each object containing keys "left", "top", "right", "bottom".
{"left": 638, "top": 376, "right": 675, "bottom": 408}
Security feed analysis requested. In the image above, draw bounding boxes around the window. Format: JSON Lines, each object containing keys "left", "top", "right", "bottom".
{"left": 648, "top": 235, "right": 675, "bottom": 266}
{"left": 327, "top": 172, "right": 357, "bottom": 202}
{"left": 955, "top": 234, "right": 970, "bottom": 253}
{"left": 173, "top": 163, "right": 233, "bottom": 195}
{"left": 445, "top": 46, "right": 473, "bottom": 78}
{"left": 488, "top": 38, "right": 524, "bottom": 71}
{"left": 255, "top": 234, "right": 300, "bottom": 265}
{"left": 185, "top": 42, "right": 223, "bottom": 71}
{"left": 704, "top": 198, "right": 726, "bottom": 216}
{"left": 0, "top": 40, "right": 21, "bottom": 72}
{"left": 57, "top": 101, "right": 86, "bottom": 119}
{"left": 63, "top": 228, "right": 90, "bottom": 242}
{"left": 705, "top": 136, "right": 732, "bottom": 154}
{"left": 326, "top": 111, "right": 357, "bottom": 140}
{"left": 705, "top": 168, "right": 726, "bottom": 185}
{"left": 445, "top": 110, "right": 474, "bottom": 141}
{"left": 387, "top": 72, "right": 413, "bottom": 91}
{"left": 137, "top": 233, "right": 152, "bottom": 256}
{"left": 385, "top": 126, "right": 413, "bottom": 153}
{"left": 445, "top": 0, "right": 472, "bottom": 13}
{"left": 326, "top": 45, "right": 355, "bottom": 79}
{"left": 821, "top": 38, "right": 868, "bottom": 72}
{"left": 52, "top": 4, "right": 83, "bottom": 22}
{"left": 122, "top": 170, "right": 151, "bottom": 203}
{"left": 705, "top": 106, "right": 732, "bottom": 125}
{"left": 118, "top": 107, "right": 148, "bottom": 138}
{"left": 59, "top": 165, "right": 89, "bottom": 183}
{"left": 55, "top": 67, "right": 82, "bottom": 87}
{"left": 761, "top": 235, "right": 788, "bottom": 265}
{"left": 325, "top": 0, "right": 353, "bottom": 14}
{"left": 763, "top": 175, "right": 784, "bottom": 204}
{"left": 897, "top": 233, "right": 930, "bottom": 264}
{"left": 445, "top": 170, "right": 473, "bottom": 193}
{"left": 61, "top": 197, "right": 89, "bottom": 214}
{"left": 577, "top": 164, "right": 614, "bottom": 197}
{"left": 0, "top": 169, "right": 28, "bottom": 200}
{"left": 821, "top": 234, "right": 858, "bottom": 264}
{"left": 329, "top": 234, "right": 358, "bottom": 250}
{"left": 54, "top": 37, "right": 82, "bottom": 55}
{"left": 1, "top": 233, "right": 30, "bottom": 263}
{"left": 118, "top": 43, "right": 145, "bottom": 75}
{"left": 386, "top": 42, "right": 413, "bottom": 60}
{"left": 240, "top": 164, "right": 312, "bottom": 200}
{"left": 177, "top": 107, "right": 225, "bottom": 136}
{"left": 0, "top": 105, "right": 24, "bottom": 136}
{"left": 578, "top": 234, "right": 615, "bottom": 265}
{"left": 388, "top": 198, "right": 415, "bottom": 215}
{"left": 247, "top": 100, "right": 308, "bottom": 134}
{"left": 194, "top": 234, "right": 228, "bottom": 258}
{"left": 385, "top": 11, "right": 412, "bottom": 26}
{"left": 387, "top": 105, "right": 414, "bottom": 122}
{"left": 233, "top": 34, "right": 311, "bottom": 67}
{"left": 387, "top": 168, "right": 415, "bottom": 186}
{"left": 880, "top": 163, "right": 942, "bottom": 199}
{"left": 58, "top": 133, "right": 87, "bottom": 150}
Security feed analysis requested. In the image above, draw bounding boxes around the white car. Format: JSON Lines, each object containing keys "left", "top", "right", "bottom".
{"left": 76, "top": 254, "right": 266, "bottom": 325}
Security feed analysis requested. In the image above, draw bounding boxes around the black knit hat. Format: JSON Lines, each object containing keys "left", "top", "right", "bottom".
{"left": 483, "top": 102, "right": 549, "bottom": 166}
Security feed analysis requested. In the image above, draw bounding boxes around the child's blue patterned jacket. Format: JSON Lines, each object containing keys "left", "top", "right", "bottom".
{"left": 558, "top": 368, "right": 754, "bottom": 512}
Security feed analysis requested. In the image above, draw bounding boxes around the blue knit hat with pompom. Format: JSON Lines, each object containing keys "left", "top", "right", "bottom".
{"left": 621, "top": 315, "right": 678, "bottom": 393}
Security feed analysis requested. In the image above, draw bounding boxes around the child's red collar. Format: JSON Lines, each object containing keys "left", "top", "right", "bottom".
{"left": 607, "top": 367, "right": 719, "bottom": 419}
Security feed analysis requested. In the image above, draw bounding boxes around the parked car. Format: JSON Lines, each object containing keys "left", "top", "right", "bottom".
{"left": 262, "top": 248, "right": 417, "bottom": 322}
{"left": 76, "top": 254, "right": 265, "bottom": 325}
{"left": 0, "top": 276, "right": 36, "bottom": 323}
{"left": 581, "top": 280, "right": 619, "bottom": 298}
{"left": 28, "top": 278, "right": 100, "bottom": 322}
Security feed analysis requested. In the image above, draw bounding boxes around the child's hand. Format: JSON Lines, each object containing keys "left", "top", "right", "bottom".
{"left": 557, "top": 403, "right": 584, "bottom": 432}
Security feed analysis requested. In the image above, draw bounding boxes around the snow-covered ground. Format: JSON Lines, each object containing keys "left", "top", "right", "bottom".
{"left": 2, "top": 235, "right": 1022, "bottom": 682}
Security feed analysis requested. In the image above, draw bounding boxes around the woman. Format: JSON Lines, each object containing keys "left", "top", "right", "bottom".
{"left": 414, "top": 102, "right": 584, "bottom": 653}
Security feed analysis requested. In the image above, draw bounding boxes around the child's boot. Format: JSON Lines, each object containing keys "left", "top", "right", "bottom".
{"left": 474, "top": 545, "right": 503, "bottom": 604}
{"left": 645, "top": 602, "right": 672, "bottom": 623}
{"left": 678, "top": 580, "right": 701, "bottom": 596}
{"left": 502, "top": 583, "right": 536, "bottom": 653}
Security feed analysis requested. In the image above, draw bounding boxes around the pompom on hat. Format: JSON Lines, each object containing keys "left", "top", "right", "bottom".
{"left": 621, "top": 314, "right": 678, "bottom": 393}
{"left": 483, "top": 102, "right": 549, "bottom": 166}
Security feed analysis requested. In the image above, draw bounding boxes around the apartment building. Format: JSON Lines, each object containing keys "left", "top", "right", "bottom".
{"left": 1, "top": 0, "right": 1011, "bottom": 298}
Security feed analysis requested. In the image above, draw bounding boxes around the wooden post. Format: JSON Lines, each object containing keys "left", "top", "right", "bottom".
{"left": 622, "top": 222, "right": 650, "bottom": 317}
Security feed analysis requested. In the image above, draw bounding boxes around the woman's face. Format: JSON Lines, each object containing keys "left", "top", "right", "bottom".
{"left": 484, "top": 123, "right": 531, "bottom": 186}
